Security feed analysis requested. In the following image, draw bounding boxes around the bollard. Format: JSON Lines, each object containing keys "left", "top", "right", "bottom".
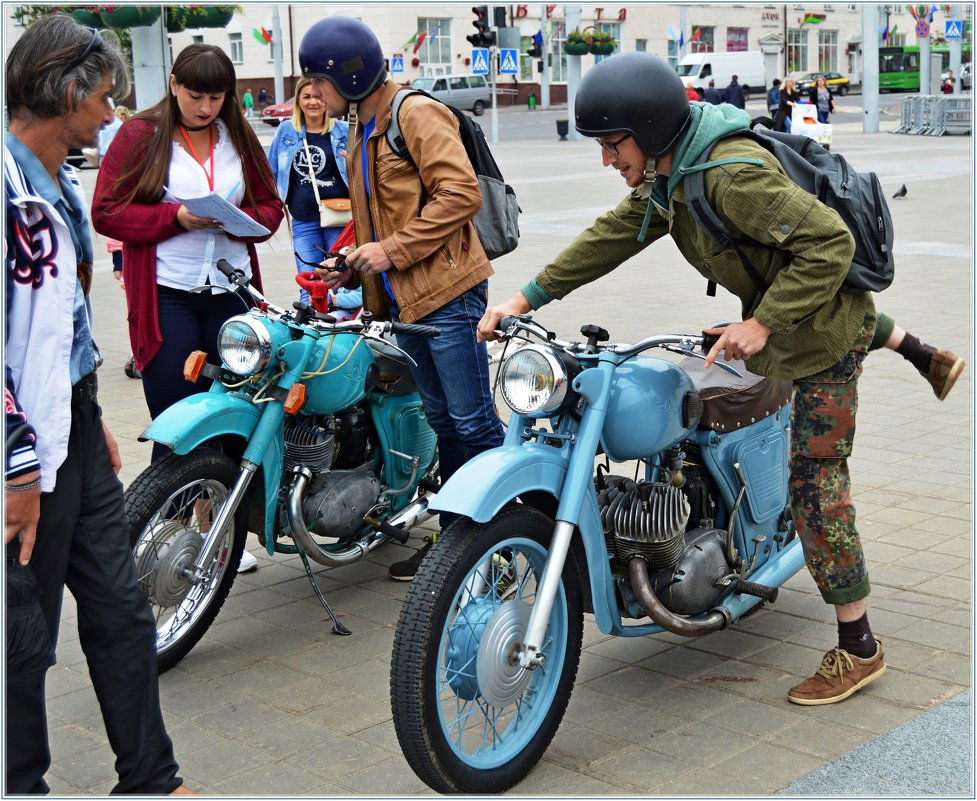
{"left": 528, "top": 93, "right": 537, "bottom": 110}
{"left": 556, "top": 119, "right": 569, "bottom": 140}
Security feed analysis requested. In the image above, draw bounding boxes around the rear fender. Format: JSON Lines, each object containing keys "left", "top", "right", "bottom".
{"left": 142, "top": 394, "right": 284, "bottom": 550}
{"left": 431, "top": 444, "right": 619, "bottom": 633}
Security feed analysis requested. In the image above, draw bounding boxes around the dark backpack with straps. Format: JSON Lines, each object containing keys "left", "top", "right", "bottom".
{"left": 386, "top": 88, "right": 520, "bottom": 260}
{"left": 682, "top": 123, "right": 894, "bottom": 297}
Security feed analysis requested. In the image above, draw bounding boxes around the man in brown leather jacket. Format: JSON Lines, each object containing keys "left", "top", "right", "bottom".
{"left": 299, "top": 17, "right": 505, "bottom": 580}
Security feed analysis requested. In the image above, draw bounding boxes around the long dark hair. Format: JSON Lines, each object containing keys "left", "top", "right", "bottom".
{"left": 116, "top": 44, "right": 275, "bottom": 216}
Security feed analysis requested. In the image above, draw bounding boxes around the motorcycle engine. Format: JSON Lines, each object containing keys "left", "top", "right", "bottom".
{"left": 284, "top": 415, "right": 335, "bottom": 473}
{"left": 600, "top": 469, "right": 732, "bottom": 617}
{"left": 302, "top": 466, "right": 380, "bottom": 540}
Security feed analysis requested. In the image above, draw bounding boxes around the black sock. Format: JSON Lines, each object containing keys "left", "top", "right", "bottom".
{"left": 896, "top": 333, "right": 935, "bottom": 374}
{"left": 838, "top": 614, "right": 877, "bottom": 658}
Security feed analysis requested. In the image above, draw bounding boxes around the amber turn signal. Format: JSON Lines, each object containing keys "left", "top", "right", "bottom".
{"left": 284, "top": 383, "right": 306, "bottom": 414}
{"left": 184, "top": 351, "right": 208, "bottom": 382}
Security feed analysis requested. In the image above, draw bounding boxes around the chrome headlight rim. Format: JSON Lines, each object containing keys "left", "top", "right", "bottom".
{"left": 499, "top": 344, "right": 573, "bottom": 417}
{"left": 218, "top": 316, "right": 273, "bottom": 376}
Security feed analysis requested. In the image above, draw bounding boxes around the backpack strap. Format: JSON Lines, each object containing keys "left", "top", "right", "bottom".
{"left": 386, "top": 88, "right": 416, "bottom": 163}
{"left": 681, "top": 131, "right": 773, "bottom": 297}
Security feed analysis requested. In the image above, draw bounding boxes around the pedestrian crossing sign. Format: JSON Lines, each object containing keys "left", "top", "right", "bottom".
{"left": 499, "top": 48, "right": 518, "bottom": 74}
{"left": 472, "top": 48, "right": 489, "bottom": 74}
{"left": 392, "top": 54, "right": 404, "bottom": 73}
{"left": 945, "top": 20, "right": 962, "bottom": 39}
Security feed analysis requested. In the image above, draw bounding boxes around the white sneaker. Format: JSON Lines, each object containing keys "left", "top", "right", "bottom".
{"left": 237, "top": 549, "right": 259, "bottom": 573}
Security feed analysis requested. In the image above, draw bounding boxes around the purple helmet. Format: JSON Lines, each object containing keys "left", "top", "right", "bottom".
{"left": 298, "top": 17, "right": 387, "bottom": 101}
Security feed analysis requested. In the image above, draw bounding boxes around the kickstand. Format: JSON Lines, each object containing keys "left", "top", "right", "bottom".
{"left": 297, "top": 549, "right": 352, "bottom": 636}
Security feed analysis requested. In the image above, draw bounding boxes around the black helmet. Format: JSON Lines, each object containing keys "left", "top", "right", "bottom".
{"left": 575, "top": 53, "right": 691, "bottom": 157}
{"left": 298, "top": 17, "right": 387, "bottom": 102}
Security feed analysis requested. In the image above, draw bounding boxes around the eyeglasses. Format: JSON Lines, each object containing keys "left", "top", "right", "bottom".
{"left": 63, "top": 27, "right": 104, "bottom": 75}
{"left": 595, "top": 133, "right": 630, "bottom": 156}
{"left": 293, "top": 250, "right": 350, "bottom": 271}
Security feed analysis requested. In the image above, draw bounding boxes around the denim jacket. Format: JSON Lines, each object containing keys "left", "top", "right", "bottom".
{"left": 268, "top": 119, "right": 350, "bottom": 204}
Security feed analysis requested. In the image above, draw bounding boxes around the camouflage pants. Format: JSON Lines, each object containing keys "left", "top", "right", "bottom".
{"left": 790, "top": 312, "right": 876, "bottom": 606}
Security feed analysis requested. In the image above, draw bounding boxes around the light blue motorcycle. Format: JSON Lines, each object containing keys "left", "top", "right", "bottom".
{"left": 125, "top": 261, "right": 440, "bottom": 672}
{"left": 390, "top": 314, "right": 806, "bottom": 793}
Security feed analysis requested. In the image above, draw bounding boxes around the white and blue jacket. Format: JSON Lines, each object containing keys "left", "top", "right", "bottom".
{"left": 267, "top": 119, "right": 350, "bottom": 204}
{"left": 4, "top": 141, "right": 93, "bottom": 491}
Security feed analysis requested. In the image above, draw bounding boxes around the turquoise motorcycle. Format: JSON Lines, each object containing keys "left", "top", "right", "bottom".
{"left": 390, "top": 314, "right": 806, "bottom": 793}
{"left": 125, "top": 261, "right": 440, "bottom": 672}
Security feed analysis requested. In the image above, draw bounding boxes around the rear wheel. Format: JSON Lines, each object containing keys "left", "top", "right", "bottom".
{"left": 391, "top": 505, "right": 583, "bottom": 793}
{"left": 472, "top": 99, "right": 486, "bottom": 116}
{"left": 838, "top": 85, "right": 849, "bottom": 96}
{"left": 125, "top": 448, "right": 247, "bottom": 672}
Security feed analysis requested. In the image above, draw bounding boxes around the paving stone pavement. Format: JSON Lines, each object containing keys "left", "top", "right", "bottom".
{"left": 43, "top": 109, "right": 972, "bottom": 796}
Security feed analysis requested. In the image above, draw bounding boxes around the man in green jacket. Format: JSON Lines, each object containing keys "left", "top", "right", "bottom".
{"left": 479, "top": 53, "right": 959, "bottom": 705}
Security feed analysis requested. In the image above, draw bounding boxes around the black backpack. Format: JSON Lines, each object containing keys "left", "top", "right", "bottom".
{"left": 682, "top": 123, "right": 894, "bottom": 297}
{"left": 386, "top": 89, "right": 519, "bottom": 260}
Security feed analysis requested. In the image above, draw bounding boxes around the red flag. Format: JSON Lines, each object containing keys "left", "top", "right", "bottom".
{"left": 689, "top": 28, "right": 702, "bottom": 43}
{"left": 261, "top": 27, "right": 272, "bottom": 44}
{"left": 412, "top": 31, "right": 427, "bottom": 53}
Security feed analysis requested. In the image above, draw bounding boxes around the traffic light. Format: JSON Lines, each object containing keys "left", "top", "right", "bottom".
{"left": 527, "top": 44, "right": 542, "bottom": 58}
{"left": 527, "top": 31, "right": 543, "bottom": 58}
{"left": 467, "top": 5, "right": 496, "bottom": 47}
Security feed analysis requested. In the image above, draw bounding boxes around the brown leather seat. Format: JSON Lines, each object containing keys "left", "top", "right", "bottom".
{"left": 680, "top": 357, "right": 793, "bottom": 432}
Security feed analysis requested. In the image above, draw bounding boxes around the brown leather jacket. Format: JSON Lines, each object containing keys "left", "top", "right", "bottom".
{"left": 347, "top": 80, "right": 493, "bottom": 322}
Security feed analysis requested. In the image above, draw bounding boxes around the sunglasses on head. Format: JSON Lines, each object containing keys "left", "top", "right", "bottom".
{"left": 63, "top": 27, "right": 104, "bottom": 75}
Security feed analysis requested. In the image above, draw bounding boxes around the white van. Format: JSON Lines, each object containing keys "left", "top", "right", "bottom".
{"left": 409, "top": 74, "right": 491, "bottom": 116}
{"left": 677, "top": 51, "right": 765, "bottom": 102}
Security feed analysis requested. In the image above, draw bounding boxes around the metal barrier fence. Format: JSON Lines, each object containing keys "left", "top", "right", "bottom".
{"left": 892, "top": 94, "right": 972, "bottom": 135}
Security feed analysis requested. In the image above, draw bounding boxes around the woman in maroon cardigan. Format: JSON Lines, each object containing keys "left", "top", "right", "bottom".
{"left": 93, "top": 45, "right": 283, "bottom": 461}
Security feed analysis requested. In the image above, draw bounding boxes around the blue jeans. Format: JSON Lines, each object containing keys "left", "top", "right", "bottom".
{"left": 291, "top": 217, "right": 344, "bottom": 303}
{"left": 817, "top": 110, "right": 830, "bottom": 124}
{"left": 390, "top": 281, "right": 505, "bottom": 527}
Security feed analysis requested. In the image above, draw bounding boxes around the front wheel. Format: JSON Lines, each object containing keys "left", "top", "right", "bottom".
{"left": 838, "top": 85, "right": 848, "bottom": 96}
{"left": 391, "top": 505, "right": 583, "bottom": 794}
{"left": 125, "top": 448, "right": 248, "bottom": 672}
{"left": 472, "top": 99, "right": 486, "bottom": 116}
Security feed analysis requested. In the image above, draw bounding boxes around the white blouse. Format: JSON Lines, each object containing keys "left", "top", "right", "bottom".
{"left": 157, "top": 118, "right": 251, "bottom": 293}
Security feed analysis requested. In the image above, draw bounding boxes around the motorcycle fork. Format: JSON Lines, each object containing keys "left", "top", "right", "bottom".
{"left": 518, "top": 362, "right": 612, "bottom": 669}
{"left": 191, "top": 341, "right": 307, "bottom": 578}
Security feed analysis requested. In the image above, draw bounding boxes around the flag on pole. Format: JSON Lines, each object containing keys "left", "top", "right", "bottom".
{"left": 801, "top": 13, "right": 825, "bottom": 24}
{"left": 679, "top": 30, "right": 685, "bottom": 47}
{"left": 251, "top": 27, "right": 271, "bottom": 45}
{"left": 412, "top": 31, "right": 427, "bottom": 53}
{"left": 402, "top": 31, "right": 418, "bottom": 50}
{"left": 881, "top": 22, "right": 890, "bottom": 42}
{"left": 890, "top": 24, "right": 898, "bottom": 40}
{"left": 689, "top": 28, "right": 702, "bottom": 43}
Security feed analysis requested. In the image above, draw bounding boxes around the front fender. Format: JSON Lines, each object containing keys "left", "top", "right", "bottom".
{"left": 142, "top": 393, "right": 284, "bottom": 551}
{"left": 431, "top": 444, "right": 619, "bottom": 634}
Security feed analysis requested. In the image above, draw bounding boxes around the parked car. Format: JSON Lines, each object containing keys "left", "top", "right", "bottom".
{"left": 261, "top": 97, "right": 294, "bottom": 126}
{"left": 940, "top": 63, "right": 972, "bottom": 90}
{"left": 66, "top": 148, "right": 87, "bottom": 168}
{"left": 409, "top": 74, "right": 491, "bottom": 116}
{"left": 794, "top": 71, "right": 850, "bottom": 96}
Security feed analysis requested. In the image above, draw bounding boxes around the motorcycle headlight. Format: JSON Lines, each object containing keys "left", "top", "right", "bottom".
{"left": 499, "top": 345, "right": 573, "bottom": 417}
{"left": 218, "top": 316, "right": 273, "bottom": 375}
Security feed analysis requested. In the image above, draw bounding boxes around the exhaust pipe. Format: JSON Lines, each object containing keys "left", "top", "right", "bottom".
{"left": 286, "top": 469, "right": 436, "bottom": 567}
{"left": 628, "top": 557, "right": 730, "bottom": 637}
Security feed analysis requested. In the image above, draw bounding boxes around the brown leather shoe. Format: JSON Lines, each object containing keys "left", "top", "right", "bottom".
{"left": 788, "top": 640, "right": 886, "bottom": 706}
{"left": 922, "top": 349, "right": 965, "bottom": 401}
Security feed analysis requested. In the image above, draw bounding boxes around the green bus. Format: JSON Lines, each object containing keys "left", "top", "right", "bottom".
{"left": 879, "top": 43, "right": 973, "bottom": 92}
{"left": 879, "top": 45, "right": 920, "bottom": 91}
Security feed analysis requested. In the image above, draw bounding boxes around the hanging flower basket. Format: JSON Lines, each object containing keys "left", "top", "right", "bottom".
{"left": 188, "top": 6, "right": 236, "bottom": 28}
{"left": 165, "top": 8, "right": 187, "bottom": 32}
{"left": 69, "top": 7, "right": 104, "bottom": 27}
{"left": 564, "top": 41, "right": 590, "bottom": 56}
{"left": 98, "top": 6, "right": 161, "bottom": 29}
{"left": 590, "top": 42, "right": 615, "bottom": 55}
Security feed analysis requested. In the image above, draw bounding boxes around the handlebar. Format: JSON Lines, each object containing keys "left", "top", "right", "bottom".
{"left": 387, "top": 321, "right": 440, "bottom": 338}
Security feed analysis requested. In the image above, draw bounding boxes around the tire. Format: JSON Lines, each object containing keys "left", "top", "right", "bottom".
{"left": 838, "top": 85, "right": 848, "bottom": 96}
{"left": 125, "top": 448, "right": 248, "bottom": 672}
{"left": 472, "top": 100, "right": 486, "bottom": 116}
{"left": 391, "top": 505, "right": 583, "bottom": 793}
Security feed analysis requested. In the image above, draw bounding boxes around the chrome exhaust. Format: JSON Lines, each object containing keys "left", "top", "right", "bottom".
{"left": 286, "top": 468, "right": 436, "bottom": 567}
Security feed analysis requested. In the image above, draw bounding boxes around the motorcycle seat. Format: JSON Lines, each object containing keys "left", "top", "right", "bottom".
{"left": 680, "top": 357, "right": 793, "bottom": 432}
{"left": 367, "top": 339, "right": 419, "bottom": 396}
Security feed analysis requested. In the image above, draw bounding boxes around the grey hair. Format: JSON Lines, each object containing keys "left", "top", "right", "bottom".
{"left": 6, "top": 14, "right": 131, "bottom": 120}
